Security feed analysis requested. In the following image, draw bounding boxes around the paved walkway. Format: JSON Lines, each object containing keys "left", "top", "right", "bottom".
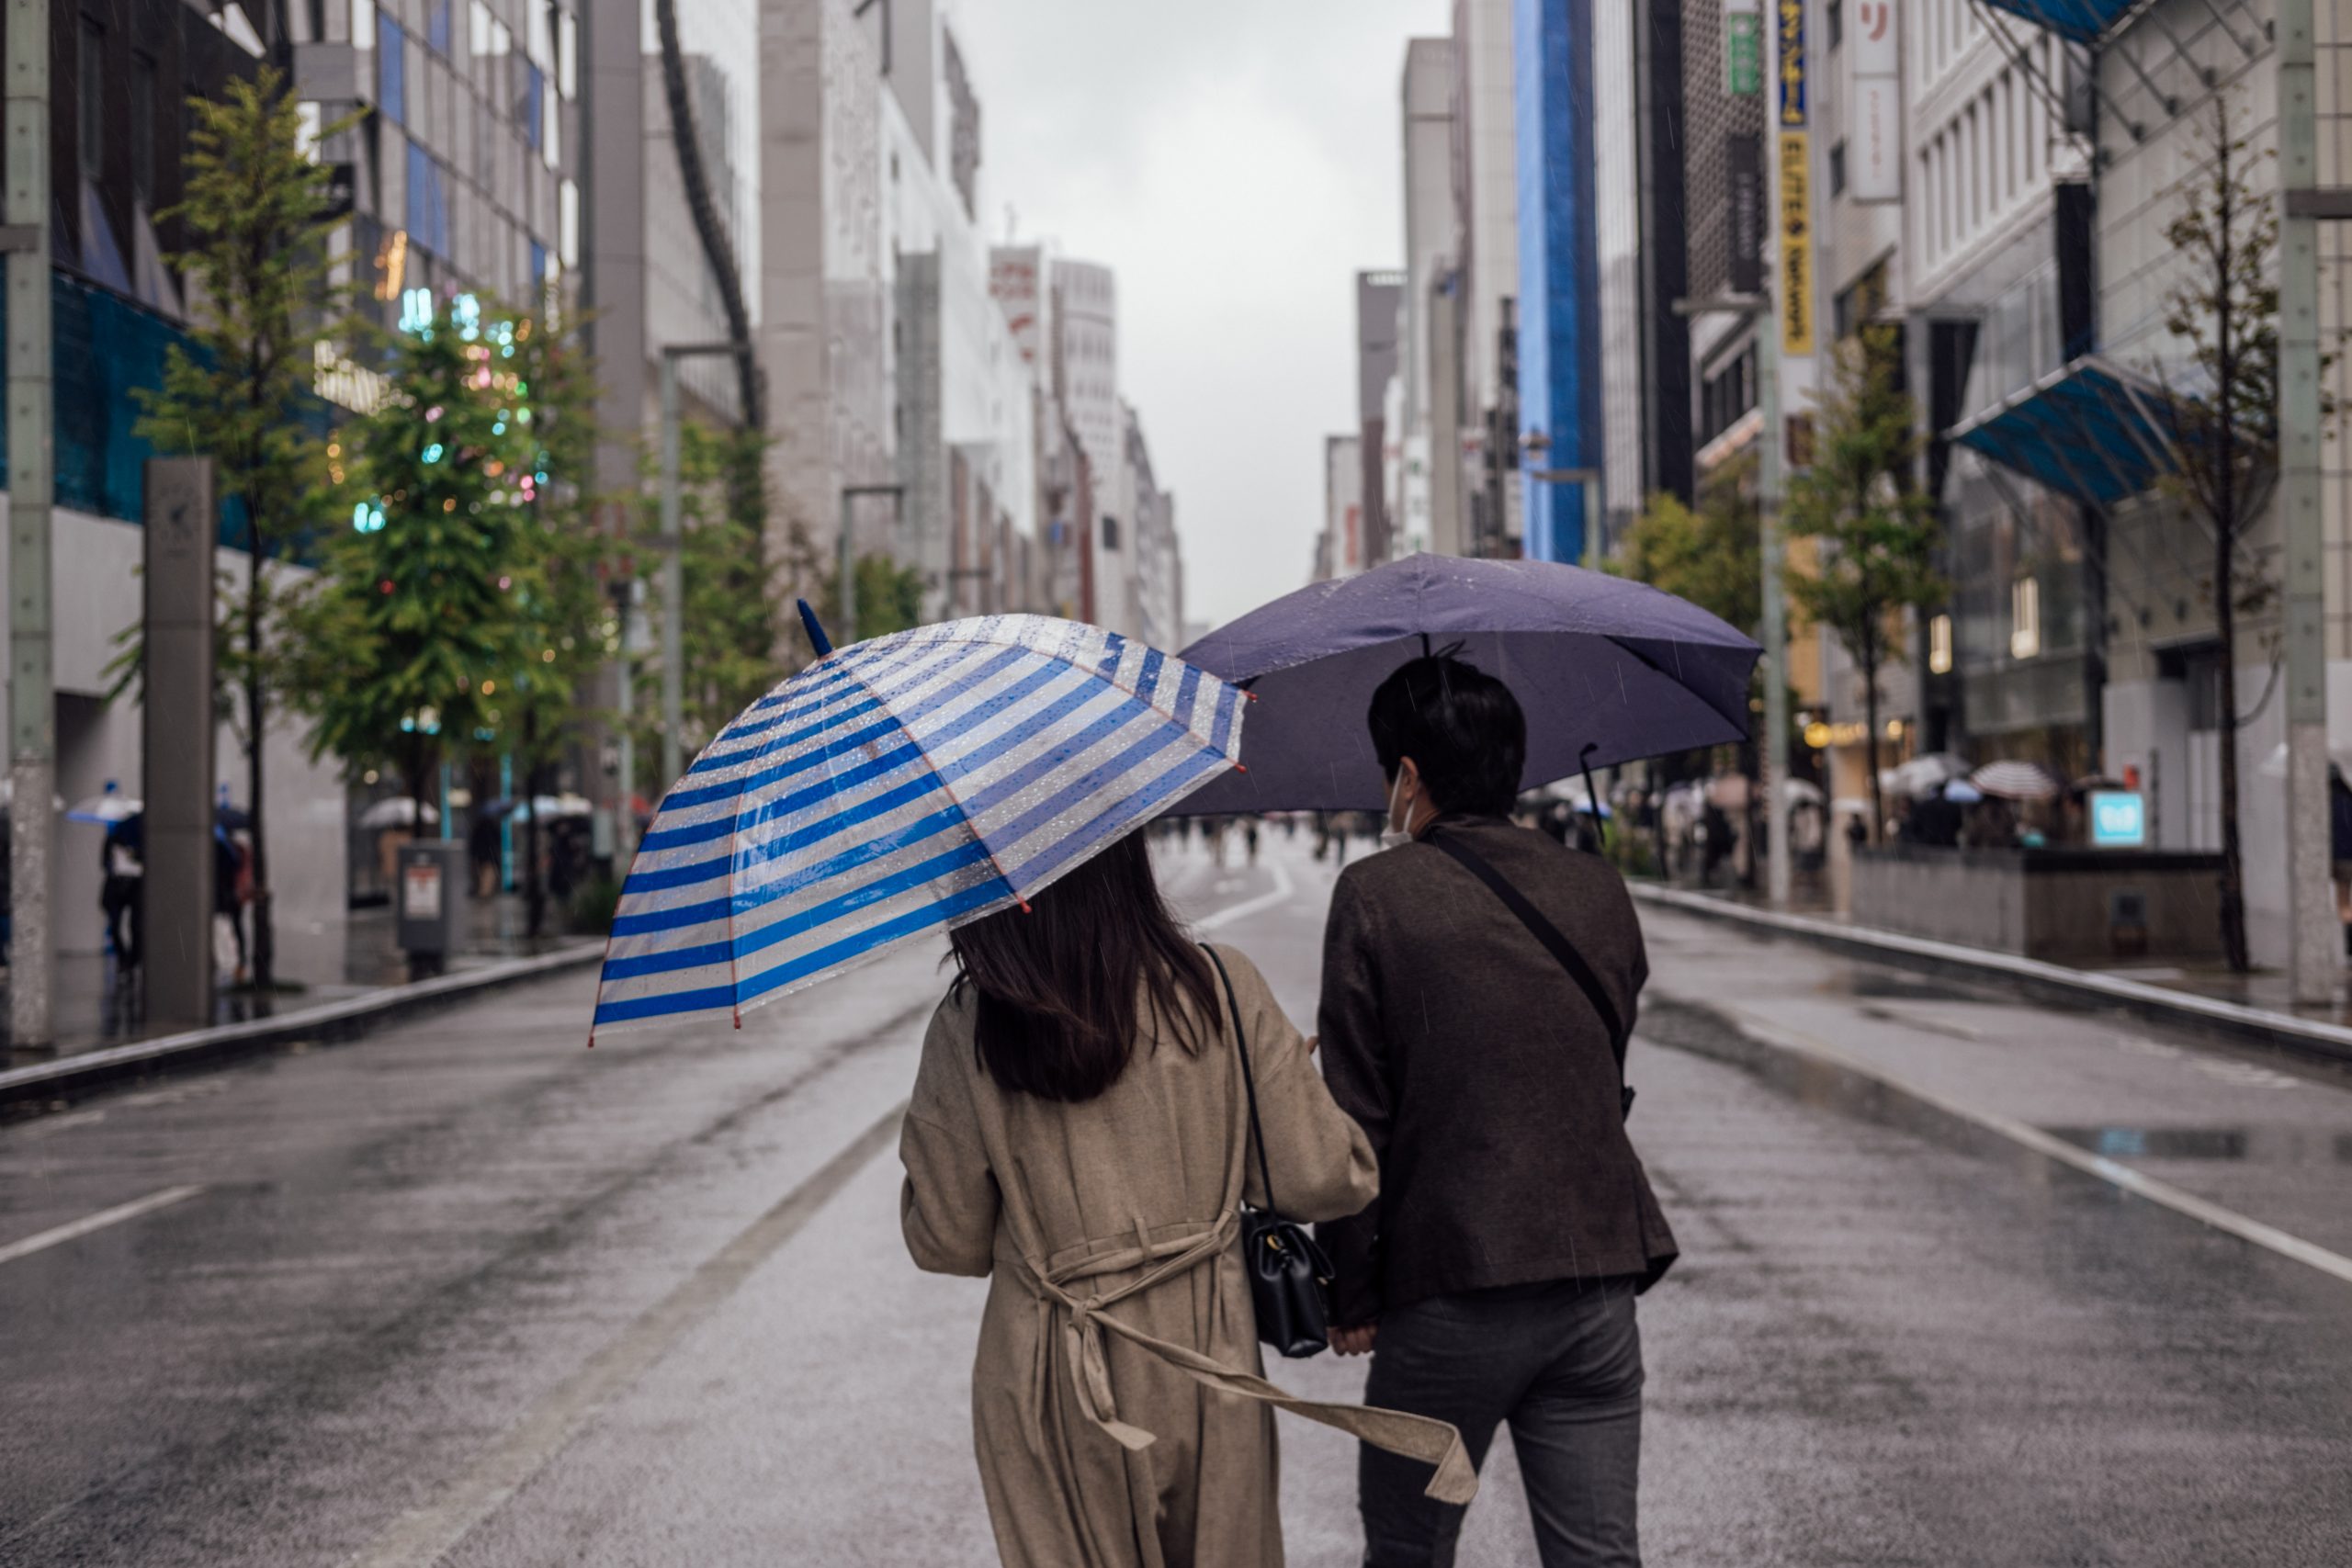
{"left": 0, "top": 893, "right": 587, "bottom": 1063}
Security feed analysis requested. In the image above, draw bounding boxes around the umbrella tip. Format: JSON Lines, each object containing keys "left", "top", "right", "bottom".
{"left": 797, "top": 599, "right": 834, "bottom": 659}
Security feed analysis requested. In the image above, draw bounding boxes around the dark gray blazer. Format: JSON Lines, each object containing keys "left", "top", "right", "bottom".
{"left": 1315, "top": 815, "right": 1678, "bottom": 1325}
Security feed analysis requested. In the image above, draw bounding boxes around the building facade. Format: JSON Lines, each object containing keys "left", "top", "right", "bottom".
{"left": 1512, "top": 0, "right": 1603, "bottom": 563}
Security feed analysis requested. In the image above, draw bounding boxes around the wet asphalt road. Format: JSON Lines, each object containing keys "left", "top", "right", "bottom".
{"left": 3, "top": 833, "right": 2350, "bottom": 1565}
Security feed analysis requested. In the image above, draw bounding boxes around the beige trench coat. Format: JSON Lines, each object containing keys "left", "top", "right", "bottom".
{"left": 901, "top": 943, "right": 1475, "bottom": 1568}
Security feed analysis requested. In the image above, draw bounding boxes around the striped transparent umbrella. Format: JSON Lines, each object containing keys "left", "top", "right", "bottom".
{"left": 1969, "top": 760, "right": 2064, "bottom": 801}
{"left": 592, "top": 610, "right": 1246, "bottom": 1038}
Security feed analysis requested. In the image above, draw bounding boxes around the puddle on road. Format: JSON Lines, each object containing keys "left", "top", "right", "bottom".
{"left": 2043, "top": 1126, "right": 2249, "bottom": 1161}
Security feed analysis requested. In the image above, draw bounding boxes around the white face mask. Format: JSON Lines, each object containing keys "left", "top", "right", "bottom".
{"left": 1380, "top": 767, "right": 1417, "bottom": 852}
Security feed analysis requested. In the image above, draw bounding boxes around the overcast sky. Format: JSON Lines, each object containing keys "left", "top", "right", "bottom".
{"left": 951, "top": 0, "right": 1453, "bottom": 632}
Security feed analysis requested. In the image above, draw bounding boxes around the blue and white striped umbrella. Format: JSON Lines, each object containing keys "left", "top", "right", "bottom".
{"left": 593, "top": 614, "right": 1247, "bottom": 1036}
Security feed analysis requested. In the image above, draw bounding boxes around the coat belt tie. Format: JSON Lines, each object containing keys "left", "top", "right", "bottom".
{"left": 1012, "top": 1214, "right": 1478, "bottom": 1505}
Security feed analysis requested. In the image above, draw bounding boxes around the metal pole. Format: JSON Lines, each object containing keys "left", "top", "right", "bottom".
{"left": 1758, "top": 306, "right": 1791, "bottom": 909}
{"left": 1583, "top": 479, "right": 1600, "bottom": 569}
{"left": 658, "top": 353, "right": 684, "bottom": 793}
{"left": 2278, "top": 0, "right": 2333, "bottom": 1004}
{"left": 838, "top": 490, "right": 858, "bottom": 646}
{"left": 9, "top": 0, "right": 54, "bottom": 1046}
{"left": 613, "top": 580, "right": 636, "bottom": 862}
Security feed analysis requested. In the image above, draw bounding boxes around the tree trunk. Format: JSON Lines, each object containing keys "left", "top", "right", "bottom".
{"left": 1863, "top": 636, "right": 1884, "bottom": 846}
{"left": 524, "top": 714, "right": 546, "bottom": 941}
{"left": 2211, "top": 107, "right": 2250, "bottom": 973}
{"left": 246, "top": 543, "right": 275, "bottom": 991}
{"left": 2216, "top": 522, "right": 2247, "bottom": 970}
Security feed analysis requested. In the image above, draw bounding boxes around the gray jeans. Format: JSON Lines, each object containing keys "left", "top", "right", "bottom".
{"left": 1359, "top": 1275, "right": 1645, "bottom": 1568}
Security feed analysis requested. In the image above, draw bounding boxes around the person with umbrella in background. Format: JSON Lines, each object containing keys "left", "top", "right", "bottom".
{"left": 1315, "top": 655, "right": 1676, "bottom": 1568}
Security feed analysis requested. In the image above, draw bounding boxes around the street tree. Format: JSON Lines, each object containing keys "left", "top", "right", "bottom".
{"left": 288, "top": 295, "right": 537, "bottom": 827}
{"left": 1782, "top": 325, "right": 1946, "bottom": 843}
{"left": 843, "top": 552, "right": 929, "bottom": 642}
{"left": 2153, "top": 95, "right": 2301, "bottom": 973}
{"left": 129, "top": 68, "right": 352, "bottom": 990}
{"left": 1612, "top": 452, "right": 1762, "bottom": 637}
{"left": 1612, "top": 453, "right": 1767, "bottom": 875}
{"left": 492, "top": 306, "right": 614, "bottom": 936}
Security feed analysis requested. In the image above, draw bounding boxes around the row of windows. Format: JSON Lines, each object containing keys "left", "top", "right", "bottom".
{"left": 376, "top": 14, "right": 559, "bottom": 175}
{"left": 76, "top": 19, "right": 160, "bottom": 202}
{"left": 1917, "top": 37, "right": 2063, "bottom": 273}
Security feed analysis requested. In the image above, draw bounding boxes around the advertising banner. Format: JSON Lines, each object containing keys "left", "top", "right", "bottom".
{"left": 1851, "top": 1, "right": 1903, "bottom": 203}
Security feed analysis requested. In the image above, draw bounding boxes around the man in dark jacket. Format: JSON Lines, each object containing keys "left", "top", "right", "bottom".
{"left": 1318, "top": 655, "right": 1676, "bottom": 1568}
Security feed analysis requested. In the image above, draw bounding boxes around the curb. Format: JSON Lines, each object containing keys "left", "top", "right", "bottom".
{"left": 1630, "top": 882, "right": 2352, "bottom": 1068}
{"left": 0, "top": 943, "right": 605, "bottom": 1113}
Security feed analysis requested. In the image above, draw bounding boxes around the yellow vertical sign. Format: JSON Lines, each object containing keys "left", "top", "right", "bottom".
{"left": 1778, "top": 130, "right": 1815, "bottom": 357}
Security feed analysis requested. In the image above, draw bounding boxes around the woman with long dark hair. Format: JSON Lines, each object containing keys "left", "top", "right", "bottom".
{"left": 901, "top": 830, "right": 1443, "bottom": 1567}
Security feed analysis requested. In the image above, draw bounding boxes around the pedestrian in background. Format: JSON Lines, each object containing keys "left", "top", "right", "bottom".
{"left": 102, "top": 813, "right": 145, "bottom": 976}
{"left": 900, "top": 829, "right": 1464, "bottom": 1568}
{"left": 1319, "top": 655, "right": 1677, "bottom": 1568}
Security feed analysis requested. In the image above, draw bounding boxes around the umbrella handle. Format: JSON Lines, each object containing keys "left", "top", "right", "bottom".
{"left": 1578, "top": 744, "right": 1607, "bottom": 857}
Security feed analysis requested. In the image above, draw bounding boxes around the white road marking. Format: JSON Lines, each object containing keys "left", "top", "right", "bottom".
{"left": 345, "top": 1103, "right": 907, "bottom": 1568}
{"left": 1729, "top": 1010, "right": 2352, "bottom": 1289}
{"left": 1193, "top": 854, "right": 1296, "bottom": 932}
{"left": 0, "top": 1185, "right": 206, "bottom": 1267}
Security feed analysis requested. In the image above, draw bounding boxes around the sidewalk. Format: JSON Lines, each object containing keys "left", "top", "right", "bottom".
{"left": 1634, "top": 878, "right": 2352, "bottom": 1066}
{"left": 2, "top": 890, "right": 594, "bottom": 1066}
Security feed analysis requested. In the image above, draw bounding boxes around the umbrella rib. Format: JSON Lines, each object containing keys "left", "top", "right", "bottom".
{"left": 1603, "top": 636, "right": 1751, "bottom": 733}
{"left": 827, "top": 649, "right": 1030, "bottom": 912}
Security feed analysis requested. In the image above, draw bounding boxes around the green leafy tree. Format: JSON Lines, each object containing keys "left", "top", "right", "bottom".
{"left": 844, "top": 552, "right": 928, "bottom": 641}
{"left": 1611, "top": 455, "right": 1768, "bottom": 875}
{"left": 1782, "top": 325, "right": 1946, "bottom": 843}
{"left": 129, "top": 68, "right": 352, "bottom": 989}
{"left": 288, "top": 297, "right": 536, "bottom": 823}
{"left": 492, "top": 307, "right": 614, "bottom": 935}
{"left": 630, "top": 421, "right": 782, "bottom": 781}
{"left": 1611, "top": 452, "right": 1762, "bottom": 636}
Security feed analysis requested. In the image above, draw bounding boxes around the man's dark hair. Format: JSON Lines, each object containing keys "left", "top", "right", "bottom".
{"left": 1366, "top": 654, "right": 1527, "bottom": 818}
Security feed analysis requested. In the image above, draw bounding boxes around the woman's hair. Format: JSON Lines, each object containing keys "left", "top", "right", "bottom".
{"left": 948, "top": 830, "right": 1220, "bottom": 1101}
{"left": 1367, "top": 654, "right": 1528, "bottom": 818}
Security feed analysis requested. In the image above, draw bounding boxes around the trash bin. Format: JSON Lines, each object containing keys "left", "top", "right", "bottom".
{"left": 397, "top": 839, "right": 469, "bottom": 976}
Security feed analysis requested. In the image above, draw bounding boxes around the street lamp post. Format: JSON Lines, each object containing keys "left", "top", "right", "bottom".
{"left": 658, "top": 344, "right": 739, "bottom": 794}
{"left": 1676, "top": 292, "right": 1789, "bottom": 908}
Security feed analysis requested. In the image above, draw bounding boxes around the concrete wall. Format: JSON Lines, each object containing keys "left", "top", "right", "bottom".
{"left": 1853, "top": 843, "right": 2227, "bottom": 963}
{"left": 10, "top": 503, "right": 347, "bottom": 971}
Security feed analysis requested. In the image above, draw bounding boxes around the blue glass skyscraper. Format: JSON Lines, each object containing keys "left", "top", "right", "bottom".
{"left": 1512, "top": 0, "right": 1603, "bottom": 563}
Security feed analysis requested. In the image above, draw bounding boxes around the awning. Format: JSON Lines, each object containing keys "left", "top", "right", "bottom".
{"left": 1974, "top": 0, "right": 2138, "bottom": 45}
{"left": 1947, "top": 356, "right": 2185, "bottom": 511}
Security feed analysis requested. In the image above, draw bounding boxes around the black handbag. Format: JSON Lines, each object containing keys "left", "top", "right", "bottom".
{"left": 1201, "top": 944, "right": 1335, "bottom": 1359}
{"left": 1427, "top": 829, "right": 1636, "bottom": 1119}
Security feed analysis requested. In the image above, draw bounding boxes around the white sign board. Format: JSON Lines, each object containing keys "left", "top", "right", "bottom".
{"left": 1849, "top": 1, "right": 1903, "bottom": 204}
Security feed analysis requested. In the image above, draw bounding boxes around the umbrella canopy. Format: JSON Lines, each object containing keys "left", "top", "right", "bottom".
{"left": 594, "top": 613, "right": 1246, "bottom": 1035}
{"left": 1706, "top": 773, "right": 1752, "bottom": 809}
{"left": 484, "top": 792, "right": 594, "bottom": 822}
{"left": 1887, "top": 752, "right": 1971, "bottom": 798}
{"left": 66, "top": 793, "right": 142, "bottom": 824}
{"left": 1784, "top": 778, "right": 1826, "bottom": 807}
{"left": 1971, "top": 760, "right": 2064, "bottom": 801}
{"left": 357, "top": 797, "right": 439, "bottom": 829}
{"left": 1173, "top": 554, "right": 1758, "bottom": 814}
{"left": 1941, "top": 778, "right": 1985, "bottom": 804}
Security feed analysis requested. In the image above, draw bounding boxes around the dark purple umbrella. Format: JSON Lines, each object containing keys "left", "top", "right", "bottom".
{"left": 1173, "top": 554, "right": 1759, "bottom": 814}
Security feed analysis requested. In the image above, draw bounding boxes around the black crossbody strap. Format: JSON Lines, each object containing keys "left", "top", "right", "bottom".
{"left": 1428, "top": 831, "right": 1632, "bottom": 1094}
{"left": 1200, "top": 944, "right": 1279, "bottom": 1215}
